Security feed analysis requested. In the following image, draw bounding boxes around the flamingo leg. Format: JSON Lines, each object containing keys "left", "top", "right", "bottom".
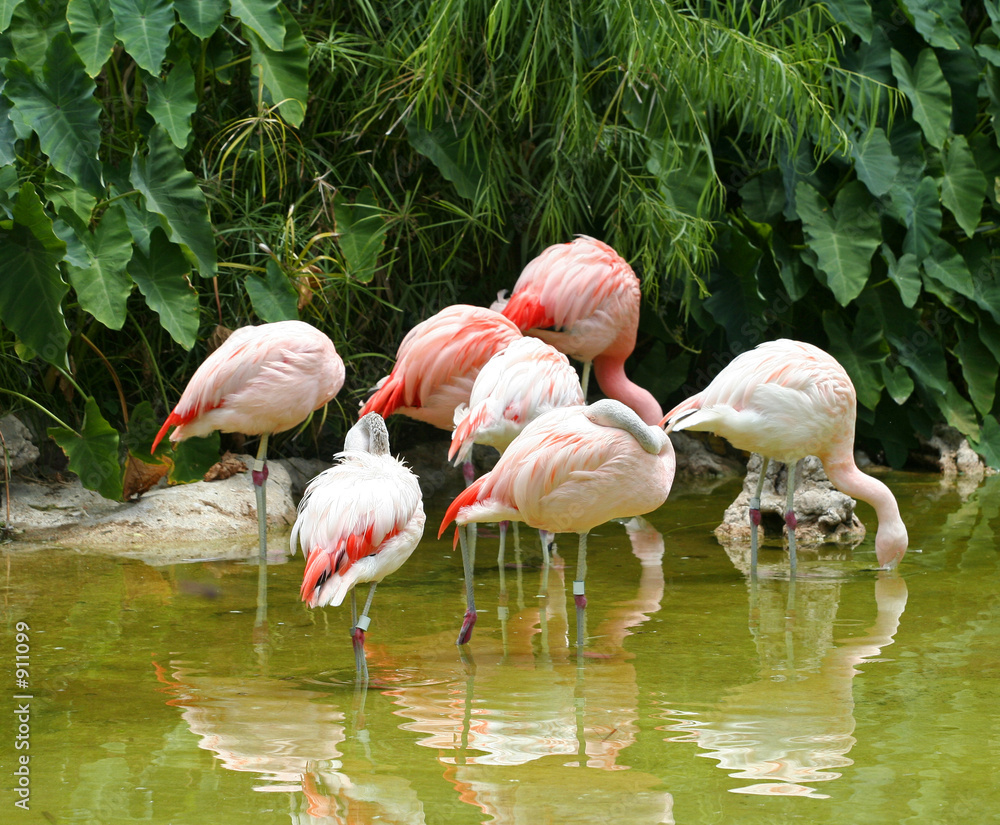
{"left": 457, "top": 524, "right": 478, "bottom": 645}
{"left": 539, "top": 530, "right": 553, "bottom": 567}
{"left": 462, "top": 459, "right": 476, "bottom": 487}
{"left": 580, "top": 360, "right": 592, "bottom": 398}
{"left": 749, "top": 455, "right": 769, "bottom": 577}
{"left": 252, "top": 432, "right": 270, "bottom": 561}
{"left": 513, "top": 522, "right": 525, "bottom": 610}
{"left": 573, "top": 532, "right": 588, "bottom": 648}
{"left": 498, "top": 521, "right": 508, "bottom": 597}
{"left": 784, "top": 460, "right": 799, "bottom": 577}
{"left": 351, "top": 582, "right": 377, "bottom": 682}
{"left": 498, "top": 521, "right": 509, "bottom": 654}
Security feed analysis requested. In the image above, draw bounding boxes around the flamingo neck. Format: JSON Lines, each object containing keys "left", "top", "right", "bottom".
{"left": 592, "top": 355, "right": 663, "bottom": 425}
{"left": 824, "top": 457, "right": 907, "bottom": 567}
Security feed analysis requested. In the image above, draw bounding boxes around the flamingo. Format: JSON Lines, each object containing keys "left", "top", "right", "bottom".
{"left": 661, "top": 339, "right": 908, "bottom": 574}
{"left": 359, "top": 304, "right": 522, "bottom": 482}
{"left": 152, "top": 320, "right": 345, "bottom": 560}
{"left": 292, "top": 413, "right": 425, "bottom": 680}
{"left": 495, "top": 236, "right": 662, "bottom": 425}
{"left": 450, "top": 337, "right": 585, "bottom": 573}
{"left": 440, "top": 399, "right": 676, "bottom": 646}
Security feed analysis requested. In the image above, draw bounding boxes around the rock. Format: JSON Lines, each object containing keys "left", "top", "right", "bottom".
{"left": 914, "top": 424, "right": 990, "bottom": 480}
{"left": 7, "top": 455, "right": 303, "bottom": 561}
{"left": 0, "top": 414, "right": 39, "bottom": 472}
{"left": 670, "top": 431, "right": 745, "bottom": 478}
{"left": 714, "top": 454, "right": 866, "bottom": 550}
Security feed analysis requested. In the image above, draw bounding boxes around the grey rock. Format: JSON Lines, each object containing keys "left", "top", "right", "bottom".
{"left": 714, "top": 454, "right": 866, "bottom": 549}
{"left": 0, "top": 414, "right": 39, "bottom": 472}
{"left": 670, "top": 431, "right": 745, "bottom": 478}
{"left": 7, "top": 455, "right": 302, "bottom": 561}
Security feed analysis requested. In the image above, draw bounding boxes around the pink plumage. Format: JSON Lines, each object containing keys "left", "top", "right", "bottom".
{"left": 440, "top": 398, "right": 675, "bottom": 647}
{"left": 152, "top": 320, "right": 344, "bottom": 450}
{"left": 292, "top": 415, "right": 425, "bottom": 609}
{"left": 662, "top": 339, "right": 907, "bottom": 569}
{"left": 449, "top": 337, "right": 585, "bottom": 464}
{"left": 359, "top": 305, "right": 522, "bottom": 431}
{"left": 442, "top": 400, "right": 675, "bottom": 536}
{"left": 496, "top": 236, "right": 662, "bottom": 425}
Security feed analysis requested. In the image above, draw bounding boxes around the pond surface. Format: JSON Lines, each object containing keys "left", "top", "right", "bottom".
{"left": 3, "top": 469, "right": 999, "bottom": 824}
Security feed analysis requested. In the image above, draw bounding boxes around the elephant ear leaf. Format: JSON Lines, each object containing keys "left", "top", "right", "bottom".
{"left": 0, "top": 183, "right": 71, "bottom": 367}
{"left": 940, "top": 135, "right": 986, "bottom": 237}
{"left": 4, "top": 32, "right": 104, "bottom": 194}
{"left": 795, "top": 181, "right": 881, "bottom": 306}
{"left": 49, "top": 397, "right": 125, "bottom": 501}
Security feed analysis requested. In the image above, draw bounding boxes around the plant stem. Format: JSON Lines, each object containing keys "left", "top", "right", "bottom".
{"left": 0, "top": 390, "right": 80, "bottom": 435}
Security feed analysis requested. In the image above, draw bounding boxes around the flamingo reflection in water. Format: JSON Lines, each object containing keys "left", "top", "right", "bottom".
{"left": 153, "top": 666, "right": 425, "bottom": 823}
{"left": 663, "top": 575, "right": 907, "bottom": 798}
{"left": 387, "top": 517, "right": 675, "bottom": 823}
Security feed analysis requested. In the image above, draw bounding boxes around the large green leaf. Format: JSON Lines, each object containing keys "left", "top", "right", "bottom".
{"left": 333, "top": 188, "right": 388, "bottom": 283}
{"left": 890, "top": 330, "right": 951, "bottom": 395}
{"left": 881, "top": 361, "right": 915, "bottom": 405}
{"left": 48, "top": 396, "right": 124, "bottom": 500}
{"left": 244, "top": 6, "right": 307, "bottom": 127}
{"left": 6, "top": 1, "right": 70, "bottom": 73}
{"left": 890, "top": 48, "right": 952, "bottom": 149}
{"left": 0, "top": 0, "right": 23, "bottom": 30}
{"left": 3, "top": 32, "right": 103, "bottom": 194}
{"left": 897, "top": 175, "right": 942, "bottom": 262}
{"left": 48, "top": 174, "right": 97, "bottom": 221}
{"left": 130, "top": 125, "right": 217, "bottom": 275}
{"left": 739, "top": 169, "right": 785, "bottom": 223}
{"left": 62, "top": 204, "right": 134, "bottom": 330}
{"left": 825, "top": 0, "right": 874, "bottom": 42}
{"left": 0, "top": 89, "right": 16, "bottom": 166}
{"left": 173, "top": 0, "right": 225, "bottom": 38}
{"left": 933, "top": 383, "right": 979, "bottom": 440}
{"left": 169, "top": 431, "right": 220, "bottom": 484}
{"left": 231, "top": 0, "right": 285, "bottom": 51}
{"left": 882, "top": 245, "right": 921, "bottom": 308}
{"left": 973, "top": 415, "right": 1000, "bottom": 469}
{"left": 901, "top": 0, "right": 970, "bottom": 50}
{"left": 406, "top": 113, "right": 486, "bottom": 201}
{"left": 146, "top": 55, "right": 198, "bottom": 148}
{"left": 923, "top": 240, "right": 976, "bottom": 320}
{"left": 940, "top": 135, "right": 986, "bottom": 237}
{"left": 850, "top": 127, "right": 898, "bottom": 197}
{"left": 66, "top": 0, "right": 116, "bottom": 77}
{"left": 109, "top": 0, "right": 174, "bottom": 73}
{"left": 128, "top": 227, "right": 200, "bottom": 348}
{"left": 0, "top": 183, "right": 70, "bottom": 366}
{"left": 245, "top": 259, "right": 299, "bottom": 321}
{"left": 955, "top": 322, "right": 997, "bottom": 415}
{"left": 795, "top": 181, "right": 881, "bottom": 305}
{"left": 822, "top": 310, "right": 885, "bottom": 409}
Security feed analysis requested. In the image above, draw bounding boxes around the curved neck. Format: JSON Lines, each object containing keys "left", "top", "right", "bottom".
{"left": 592, "top": 355, "right": 663, "bottom": 425}
{"left": 824, "top": 457, "right": 904, "bottom": 537}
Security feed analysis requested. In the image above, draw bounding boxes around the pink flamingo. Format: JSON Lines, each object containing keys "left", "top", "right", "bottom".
{"left": 661, "top": 339, "right": 908, "bottom": 573}
{"left": 495, "top": 236, "right": 662, "bottom": 425}
{"left": 440, "top": 399, "right": 676, "bottom": 646}
{"left": 292, "top": 413, "right": 425, "bottom": 680}
{"left": 450, "top": 337, "right": 585, "bottom": 572}
{"left": 360, "top": 304, "right": 522, "bottom": 433}
{"left": 152, "top": 320, "right": 344, "bottom": 559}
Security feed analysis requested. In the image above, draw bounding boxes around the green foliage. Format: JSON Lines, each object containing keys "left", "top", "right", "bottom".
{"left": 4, "top": 0, "right": 1000, "bottom": 500}
{"left": 660, "top": 0, "right": 1000, "bottom": 469}
{"left": 0, "top": 0, "right": 311, "bottom": 497}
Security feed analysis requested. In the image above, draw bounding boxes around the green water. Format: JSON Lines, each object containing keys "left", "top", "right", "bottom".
{"left": 3, "top": 471, "right": 999, "bottom": 824}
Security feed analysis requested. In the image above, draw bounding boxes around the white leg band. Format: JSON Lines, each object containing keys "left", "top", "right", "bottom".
{"left": 355, "top": 615, "right": 371, "bottom": 632}
{"left": 573, "top": 580, "right": 586, "bottom": 596}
